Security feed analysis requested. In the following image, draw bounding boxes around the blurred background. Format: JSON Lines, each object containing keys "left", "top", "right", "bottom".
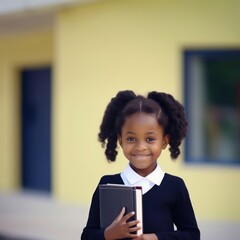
{"left": 0, "top": 0, "right": 240, "bottom": 239}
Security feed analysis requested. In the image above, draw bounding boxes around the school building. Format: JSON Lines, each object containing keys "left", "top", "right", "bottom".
{"left": 0, "top": 0, "right": 240, "bottom": 239}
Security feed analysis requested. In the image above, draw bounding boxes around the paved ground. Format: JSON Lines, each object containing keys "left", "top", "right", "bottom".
{"left": 0, "top": 191, "right": 240, "bottom": 240}
{"left": 0, "top": 191, "right": 88, "bottom": 240}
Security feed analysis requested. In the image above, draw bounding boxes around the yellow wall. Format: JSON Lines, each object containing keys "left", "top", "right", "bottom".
{"left": 1, "top": 0, "right": 240, "bottom": 223}
{"left": 54, "top": 0, "right": 240, "bottom": 221}
{"left": 0, "top": 30, "right": 53, "bottom": 190}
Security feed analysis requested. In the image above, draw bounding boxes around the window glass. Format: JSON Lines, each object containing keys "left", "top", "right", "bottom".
{"left": 184, "top": 50, "right": 240, "bottom": 164}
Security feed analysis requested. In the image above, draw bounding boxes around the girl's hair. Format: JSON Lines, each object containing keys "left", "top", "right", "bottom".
{"left": 98, "top": 90, "right": 188, "bottom": 162}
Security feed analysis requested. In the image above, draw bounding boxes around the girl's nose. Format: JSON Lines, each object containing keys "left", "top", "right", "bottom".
{"left": 135, "top": 141, "right": 147, "bottom": 151}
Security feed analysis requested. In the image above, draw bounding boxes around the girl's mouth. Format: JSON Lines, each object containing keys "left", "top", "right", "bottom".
{"left": 132, "top": 154, "right": 151, "bottom": 159}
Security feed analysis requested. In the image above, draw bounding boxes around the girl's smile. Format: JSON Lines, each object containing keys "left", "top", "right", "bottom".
{"left": 119, "top": 112, "right": 169, "bottom": 177}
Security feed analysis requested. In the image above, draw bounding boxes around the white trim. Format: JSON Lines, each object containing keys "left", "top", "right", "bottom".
{"left": 0, "top": 0, "right": 93, "bottom": 15}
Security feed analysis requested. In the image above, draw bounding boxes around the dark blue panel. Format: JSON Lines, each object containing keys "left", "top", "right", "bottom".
{"left": 21, "top": 67, "right": 51, "bottom": 192}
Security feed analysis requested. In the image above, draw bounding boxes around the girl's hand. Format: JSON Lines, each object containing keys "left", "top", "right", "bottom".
{"left": 104, "top": 207, "right": 142, "bottom": 240}
{"left": 132, "top": 233, "right": 158, "bottom": 240}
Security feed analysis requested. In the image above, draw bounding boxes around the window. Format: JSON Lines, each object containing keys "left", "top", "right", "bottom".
{"left": 184, "top": 49, "right": 240, "bottom": 164}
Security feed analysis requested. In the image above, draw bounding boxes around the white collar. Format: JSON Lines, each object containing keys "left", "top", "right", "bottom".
{"left": 120, "top": 163, "right": 165, "bottom": 193}
{"left": 146, "top": 164, "right": 165, "bottom": 186}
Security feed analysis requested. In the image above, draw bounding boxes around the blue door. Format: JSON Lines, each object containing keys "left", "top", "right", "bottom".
{"left": 21, "top": 67, "right": 51, "bottom": 193}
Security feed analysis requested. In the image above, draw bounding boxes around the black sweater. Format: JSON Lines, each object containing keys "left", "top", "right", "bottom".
{"left": 81, "top": 173, "right": 200, "bottom": 240}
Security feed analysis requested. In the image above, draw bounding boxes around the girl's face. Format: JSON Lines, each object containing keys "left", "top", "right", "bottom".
{"left": 118, "top": 112, "right": 169, "bottom": 177}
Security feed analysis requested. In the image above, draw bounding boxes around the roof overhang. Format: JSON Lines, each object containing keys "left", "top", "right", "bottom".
{"left": 0, "top": 0, "right": 99, "bottom": 36}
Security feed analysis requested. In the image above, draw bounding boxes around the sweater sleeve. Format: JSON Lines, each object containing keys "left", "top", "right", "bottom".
{"left": 81, "top": 179, "right": 105, "bottom": 240}
{"left": 155, "top": 179, "right": 200, "bottom": 240}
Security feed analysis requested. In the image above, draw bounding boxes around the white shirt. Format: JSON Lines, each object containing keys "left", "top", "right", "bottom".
{"left": 120, "top": 163, "right": 165, "bottom": 194}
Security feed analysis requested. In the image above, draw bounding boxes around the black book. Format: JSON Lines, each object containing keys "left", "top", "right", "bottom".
{"left": 99, "top": 184, "right": 143, "bottom": 235}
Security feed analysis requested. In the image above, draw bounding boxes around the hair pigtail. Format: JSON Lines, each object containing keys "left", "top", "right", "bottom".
{"left": 148, "top": 91, "right": 188, "bottom": 159}
{"left": 98, "top": 90, "right": 136, "bottom": 161}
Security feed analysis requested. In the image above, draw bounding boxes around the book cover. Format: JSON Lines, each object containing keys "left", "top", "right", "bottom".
{"left": 99, "top": 184, "right": 143, "bottom": 235}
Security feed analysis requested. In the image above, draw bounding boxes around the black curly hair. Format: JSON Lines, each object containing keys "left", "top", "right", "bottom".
{"left": 98, "top": 90, "right": 188, "bottom": 162}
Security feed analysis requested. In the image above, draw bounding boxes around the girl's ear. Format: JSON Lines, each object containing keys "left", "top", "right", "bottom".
{"left": 162, "top": 134, "right": 170, "bottom": 149}
{"left": 118, "top": 135, "right": 123, "bottom": 147}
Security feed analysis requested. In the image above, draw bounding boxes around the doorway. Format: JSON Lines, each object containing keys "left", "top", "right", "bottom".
{"left": 21, "top": 67, "right": 52, "bottom": 193}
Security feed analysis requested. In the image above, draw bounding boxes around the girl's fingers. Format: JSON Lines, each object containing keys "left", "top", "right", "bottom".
{"left": 122, "top": 211, "right": 135, "bottom": 222}
{"left": 128, "top": 225, "right": 142, "bottom": 233}
{"left": 127, "top": 219, "right": 140, "bottom": 227}
{"left": 115, "top": 207, "right": 126, "bottom": 221}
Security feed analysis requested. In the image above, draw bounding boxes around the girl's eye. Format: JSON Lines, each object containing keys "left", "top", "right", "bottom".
{"left": 147, "top": 137, "right": 155, "bottom": 142}
{"left": 127, "top": 137, "right": 135, "bottom": 142}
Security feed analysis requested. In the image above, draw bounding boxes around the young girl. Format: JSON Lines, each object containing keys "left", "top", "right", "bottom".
{"left": 81, "top": 90, "right": 200, "bottom": 240}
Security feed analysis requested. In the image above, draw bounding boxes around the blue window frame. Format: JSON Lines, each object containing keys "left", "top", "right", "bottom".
{"left": 184, "top": 49, "right": 240, "bottom": 165}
